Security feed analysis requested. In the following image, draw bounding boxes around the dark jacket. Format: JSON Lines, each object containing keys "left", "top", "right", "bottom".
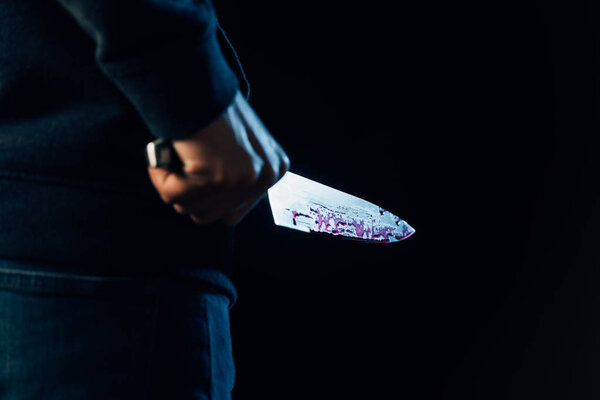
{"left": 0, "top": 0, "right": 240, "bottom": 294}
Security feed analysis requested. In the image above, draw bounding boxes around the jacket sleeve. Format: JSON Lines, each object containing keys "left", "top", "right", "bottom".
{"left": 55, "top": 0, "right": 240, "bottom": 140}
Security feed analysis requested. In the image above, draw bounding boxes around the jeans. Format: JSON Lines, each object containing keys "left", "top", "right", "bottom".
{"left": 0, "top": 260, "right": 236, "bottom": 400}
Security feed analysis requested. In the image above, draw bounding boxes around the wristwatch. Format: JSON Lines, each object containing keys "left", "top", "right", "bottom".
{"left": 145, "top": 138, "right": 183, "bottom": 171}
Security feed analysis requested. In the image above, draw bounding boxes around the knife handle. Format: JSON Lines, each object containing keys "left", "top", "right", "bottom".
{"left": 145, "top": 138, "right": 184, "bottom": 173}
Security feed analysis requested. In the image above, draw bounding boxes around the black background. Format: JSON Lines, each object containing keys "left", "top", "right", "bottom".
{"left": 214, "top": 1, "right": 600, "bottom": 398}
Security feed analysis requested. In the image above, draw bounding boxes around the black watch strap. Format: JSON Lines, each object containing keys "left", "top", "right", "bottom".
{"left": 145, "top": 138, "right": 184, "bottom": 171}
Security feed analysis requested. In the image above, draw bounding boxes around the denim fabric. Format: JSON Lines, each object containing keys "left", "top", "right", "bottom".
{"left": 0, "top": 261, "right": 235, "bottom": 400}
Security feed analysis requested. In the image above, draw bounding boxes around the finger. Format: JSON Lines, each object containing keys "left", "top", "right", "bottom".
{"left": 181, "top": 188, "right": 250, "bottom": 224}
{"left": 173, "top": 204, "right": 187, "bottom": 215}
{"left": 187, "top": 193, "right": 249, "bottom": 225}
{"left": 147, "top": 166, "right": 170, "bottom": 192}
{"left": 238, "top": 109, "right": 290, "bottom": 186}
{"left": 220, "top": 191, "right": 268, "bottom": 226}
{"left": 183, "top": 164, "right": 272, "bottom": 224}
{"left": 189, "top": 213, "right": 222, "bottom": 225}
{"left": 148, "top": 166, "right": 213, "bottom": 205}
{"left": 239, "top": 115, "right": 278, "bottom": 179}
{"left": 276, "top": 147, "right": 291, "bottom": 180}
{"left": 234, "top": 147, "right": 285, "bottom": 223}
{"left": 148, "top": 166, "right": 187, "bottom": 203}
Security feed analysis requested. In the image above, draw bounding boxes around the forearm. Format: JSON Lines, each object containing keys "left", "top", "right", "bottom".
{"left": 55, "top": 0, "right": 239, "bottom": 140}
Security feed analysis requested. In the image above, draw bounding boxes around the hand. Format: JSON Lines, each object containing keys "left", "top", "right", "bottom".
{"left": 147, "top": 91, "right": 290, "bottom": 225}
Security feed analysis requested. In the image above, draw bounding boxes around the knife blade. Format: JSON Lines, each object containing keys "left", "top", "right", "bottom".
{"left": 145, "top": 139, "right": 415, "bottom": 242}
{"left": 268, "top": 172, "right": 414, "bottom": 243}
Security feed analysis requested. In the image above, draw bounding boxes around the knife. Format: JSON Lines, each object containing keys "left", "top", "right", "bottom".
{"left": 145, "top": 138, "right": 415, "bottom": 243}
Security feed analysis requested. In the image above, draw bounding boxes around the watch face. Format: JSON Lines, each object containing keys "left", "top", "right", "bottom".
{"left": 145, "top": 141, "right": 160, "bottom": 168}
{"left": 145, "top": 139, "right": 182, "bottom": 171}
{"left": 156, "top": 144, "right": 173, "bottom": 167}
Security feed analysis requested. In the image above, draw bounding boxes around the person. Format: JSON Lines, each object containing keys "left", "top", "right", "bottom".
{"left": 0, "top": 0, "right": 289, "bottom": 399}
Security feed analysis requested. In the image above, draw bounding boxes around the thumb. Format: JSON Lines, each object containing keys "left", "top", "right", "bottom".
{"left": 146, "top": 166, "right": 189, "bottom": 204}
{"left": 147, "top": 166, "right": 169, "bottom": 191}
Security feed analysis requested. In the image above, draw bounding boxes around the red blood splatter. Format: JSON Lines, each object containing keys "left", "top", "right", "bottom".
{"left": 372, "top": 225, "right": 396, "bottom": 241}
{"left": 351, "top": 220, "right": 371, "bottom": 239}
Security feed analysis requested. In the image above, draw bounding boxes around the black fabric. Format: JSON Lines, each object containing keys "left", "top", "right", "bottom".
{"left": 0, "top": 0, "right": 239, "bottom": 292}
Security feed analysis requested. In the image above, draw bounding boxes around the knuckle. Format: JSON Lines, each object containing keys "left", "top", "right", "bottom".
{"left": 191, "top": 212, "right": 219, "bottom": 225}
{"left": 247, "top": 167, "right": 262, "bottom": 185}
{"left": 160, "top": 193, "right": 175, "bottom": 204}
{"left": 262, "top": 165, "right": 276, "bottom": 187}
{"left": 160, "top": 190, "right": 186, "bottom": 205}
{"left": 190, "top": 215, "right": 205, "bottom": 224}
{"left": 173, "top": 204, "right": 187, "bottom": 215}
{"left": 282, "top": 154, "right": 291, "bottom": 174}
{"left": 208, "top": 162, "right": 227, "bottom": 187}
{"left": 237, "top": 166, "right": 260, "bottom": 188}
{"left": 183, "top": 160, "right": 210, "bottom": 175}
{"left": 190, "top": 212, "right": 208, "bottom": 224}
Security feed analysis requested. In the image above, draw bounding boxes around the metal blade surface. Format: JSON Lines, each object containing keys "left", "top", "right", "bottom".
{"left": 267, "top": 172, "right": 415, "bottom": 243}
